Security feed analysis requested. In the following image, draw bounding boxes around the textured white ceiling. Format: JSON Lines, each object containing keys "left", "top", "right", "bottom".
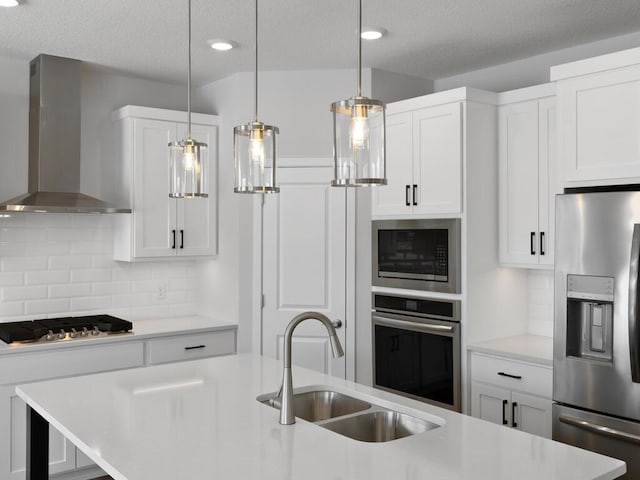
{"left": 1, "top": 0, "right": 640, "bottom": 86}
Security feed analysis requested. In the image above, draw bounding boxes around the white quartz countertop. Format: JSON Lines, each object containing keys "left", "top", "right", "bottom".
{"left": 0, "top": 315, "right": 236, "bottom": 356}
{"left": 16, "top": 354, "right": 623, "bottom": 480}
{"left": 468, "top": 334, "right": 554, "bottom": 365}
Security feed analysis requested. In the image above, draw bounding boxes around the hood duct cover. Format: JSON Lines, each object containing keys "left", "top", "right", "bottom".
{"left": 0, "top": 54, "right": 131, "bottom": 213}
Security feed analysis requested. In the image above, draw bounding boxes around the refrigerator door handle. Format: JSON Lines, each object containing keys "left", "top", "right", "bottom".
{"left": 559, "top": 415, "right": 640, "bottom": 446}
{"left": 629, "top": 224, "right": 640, "bottom": 383}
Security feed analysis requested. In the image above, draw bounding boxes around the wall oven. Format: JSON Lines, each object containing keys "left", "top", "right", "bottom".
{"left": 372, "top": 293, "right": 461, "bottom": 412}
{"left": 372, "top": 219, "right": 461, "bottom": 293}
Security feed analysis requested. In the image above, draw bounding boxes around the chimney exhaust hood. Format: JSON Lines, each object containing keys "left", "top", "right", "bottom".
{"left": 0, "top": 54, "right": 131, "bottom": 213}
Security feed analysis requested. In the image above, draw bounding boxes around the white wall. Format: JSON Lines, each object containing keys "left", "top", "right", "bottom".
{"left": 0, "top": 55, "right": 200, "bottom": 322}
{"left": 527, "top": 270, "right": 554, "bottom": 337}
{"left": 435, "top": 30, "right": 640, "bottom": 92}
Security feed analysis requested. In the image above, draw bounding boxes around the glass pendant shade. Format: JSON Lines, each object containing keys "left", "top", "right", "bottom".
{"left": 169, "top": 138, "right": 208, "bottom": 198}
{"left": 234, "top": 121, "right": 279, "bottom": 193}
{"left": 331, "top": 96, "right": 386, "bottom": 186}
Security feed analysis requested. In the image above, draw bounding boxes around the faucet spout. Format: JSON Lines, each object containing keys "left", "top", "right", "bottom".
{"left": 278, "top": 311, "right": 344, "bottom": 425}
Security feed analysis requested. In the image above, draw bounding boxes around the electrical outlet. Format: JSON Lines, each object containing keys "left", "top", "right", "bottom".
{"left": 156, "top": 283, "right": 167, "bottom": 300}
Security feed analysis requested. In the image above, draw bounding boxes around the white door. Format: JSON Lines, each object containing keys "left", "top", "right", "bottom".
{"left": 511, "top": 391, "right": 552, "bottom": 438}
{"left": 471, "top": 382, "right": 510, "bottom": 426}
{"left": 372, "top": 111, "right": 413, "bottom": 216}
{"left": 133, "top": 118, "right": 177, "bottom": 258}
{"left": 498, "top": 100, "right": 540, "bottom": 265}
{"left": 262, "top": 166, "right": 346, "bottom": 378}
{"left": 176, "top": 123, "right": 218, "bottom": 257}
{"left": 413, "top": 103, "right": 463, "bottom": 215}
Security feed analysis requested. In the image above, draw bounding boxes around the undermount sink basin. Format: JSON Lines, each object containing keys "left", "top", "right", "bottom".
{"left": 320, "top": 410, "right": 439, "bottom": 442}
{"left": 258, "top": 388, "right": 442, "bottom": 442}
{"left": 262, "top": 390, "right": 371, "bottom": 422}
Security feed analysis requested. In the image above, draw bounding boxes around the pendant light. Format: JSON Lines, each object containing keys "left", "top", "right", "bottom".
{"left": 233, "top": 0, "right": 279, "bottom": 194}
{"left": 330, "top": 0, "right": 386, "bottom": 187}
{"left": 169, "top": 0, "right": 208, "bottom": 198}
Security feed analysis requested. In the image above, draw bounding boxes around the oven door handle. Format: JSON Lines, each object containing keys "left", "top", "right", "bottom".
{"left": 373, "top": 314, "right": 455, "bottom": 334}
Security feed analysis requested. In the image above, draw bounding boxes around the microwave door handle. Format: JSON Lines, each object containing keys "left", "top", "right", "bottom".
{"left": 629, "top": 224, "right": 640, "bottom": 383}
{"left": 373, "top": 314, "right": 454, "bottom": 334}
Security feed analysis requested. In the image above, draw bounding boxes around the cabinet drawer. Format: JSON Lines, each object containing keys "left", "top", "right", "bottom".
{"left": 146, "top": 329, "right": 236, "bottom": 365}
{"left": 471, "top": 352, "right": 552, "bottom": 398}
{"left": 0, "top": 341, "right": 144, "bottom": 385}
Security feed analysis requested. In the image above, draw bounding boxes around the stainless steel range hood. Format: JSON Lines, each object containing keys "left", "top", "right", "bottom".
{"left": 0, "top": 55, "right": 131, "bottom": 213}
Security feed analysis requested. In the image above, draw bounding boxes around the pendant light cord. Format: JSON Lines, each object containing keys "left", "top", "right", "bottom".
{"left": 254, "top": 0, "right": 259, "bottom": 122}
{"left": 187, "top": 0, "right": 192, "bottom": 139}
{"left": 357, "top": 0, "right": 362, "bottom": 97}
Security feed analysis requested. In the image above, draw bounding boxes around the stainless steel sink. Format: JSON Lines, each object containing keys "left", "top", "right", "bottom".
{"left": 261, "top": 390, "right": 371, "bottom": 422}
{"left": 320, "top": 410, "right": 439, "bottom": 442}
{"left": 258, "top": 388, "right": 442, "bottom": 442}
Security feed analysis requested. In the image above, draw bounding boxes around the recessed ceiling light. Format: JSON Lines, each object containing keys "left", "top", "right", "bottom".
{"left": 361, "top": 28, "right": 386, "bottom": 40}
{"left": 0, "top": 0, "right": 19, "bottom": 7}
{"left": 208, "top": 39, "right": 237, "bottom": 51}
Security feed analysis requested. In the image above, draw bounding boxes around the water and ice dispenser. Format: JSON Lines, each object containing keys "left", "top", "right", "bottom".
{"left": 566, "top": 275, "right": 614, "bottom": 362}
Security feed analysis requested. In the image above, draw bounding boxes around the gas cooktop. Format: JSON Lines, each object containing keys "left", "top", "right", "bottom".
{"left": 0, "top": 315, "right": 133, "bottom": 345}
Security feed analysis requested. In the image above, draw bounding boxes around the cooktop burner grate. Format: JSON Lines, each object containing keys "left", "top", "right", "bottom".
{"left": 0, "top": 314, "right": 133, "bottom": 344}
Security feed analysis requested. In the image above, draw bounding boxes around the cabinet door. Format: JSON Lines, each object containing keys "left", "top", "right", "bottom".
{"left": 413, "top": 103, "right": 462, "bottom": 215}
{"left": 175, "top": 123, "right": 218, "bottom": 256}
{"left": 498, "top": 100, "right": 540, "bottom": 265}
{"left": 372, "top": 112, "right": 413, "bottom": 216}
{"left": 538, "top": 98, "right": 557, "bottom": 266}
{"left": 559, "top": 65, "right": 640, "bottom": 184}
{"left": 511, "top": 391, "right": 552, "bottom": 439}
{"left": 133, "top": 118, "right": 177, "bottom": 258}
{"left": 0, "top": 388, "right": 75, "bottom": 480}
{"left": 471, "top": 382, "right": 510, "bottom": 426}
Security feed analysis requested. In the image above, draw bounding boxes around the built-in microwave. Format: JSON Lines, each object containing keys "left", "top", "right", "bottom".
{"left": 372, "top": 219, "right": 461, "bottom": 293}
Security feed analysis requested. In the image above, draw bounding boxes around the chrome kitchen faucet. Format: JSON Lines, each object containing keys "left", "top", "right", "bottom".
{"left": 278, "top": 312, "right": 344, "bottom": 425}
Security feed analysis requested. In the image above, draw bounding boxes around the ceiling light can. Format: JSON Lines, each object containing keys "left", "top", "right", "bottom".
{"left": 361, "top": 27, "right": 386, "bottom": 40}
{"left": 209, "top": 39, "right": 237, "bottom": 51}
{"left": 0, "top": 0, "right": 19, "bottom": 7}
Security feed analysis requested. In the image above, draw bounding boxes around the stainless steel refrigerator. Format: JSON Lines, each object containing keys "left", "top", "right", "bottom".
{"left": 554, "top": 190, "right": 640, "bottom": 479}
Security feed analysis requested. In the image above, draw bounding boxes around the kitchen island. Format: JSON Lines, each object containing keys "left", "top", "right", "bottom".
{"left": 16, "top": 354, "right": 624, "bottom": 480}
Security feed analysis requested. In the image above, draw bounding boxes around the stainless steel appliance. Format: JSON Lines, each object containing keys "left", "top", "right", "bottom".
{"left": 372, "top": 293, "right": 461, "bottom": 411}
{"left": 0, "top": 314, "right": 133, "bottom": 345}
{"left": 372, "top": 219, "right": 461, "bottom": 293}
{"left": 553, "top": 190, "right": 640, "bottom": 478}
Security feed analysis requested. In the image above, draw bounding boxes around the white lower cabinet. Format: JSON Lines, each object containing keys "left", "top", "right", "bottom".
{"left": 0, "top": 327, "right": 236, "bottom": 480}
{"left": 470, "top": 352, "right": 552, "bottom": 438}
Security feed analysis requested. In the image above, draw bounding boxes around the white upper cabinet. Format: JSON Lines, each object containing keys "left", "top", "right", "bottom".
{"left": 499, "top": 85, "right": 557, "bottom": 267}
{"left": 372, "top": 95, "right": 463, "bottom": 217}
{"left": 113, "top": 106, "right": 218, "bottom": 261}
{"left": 552, "top": 47, "right": 640, "bottom": 186}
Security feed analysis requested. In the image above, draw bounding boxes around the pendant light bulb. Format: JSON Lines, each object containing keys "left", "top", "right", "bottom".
{"left": 330, "top": 0, "right": 386, "bottom": 187}
{"left": 169, "top": 0, "right": 209, "bottom": 199}
{"left": 233, "top": 0, "right": 279, "bottom": 194}
{"left": 350, "top": 105, "right": 370, "bottom": 150}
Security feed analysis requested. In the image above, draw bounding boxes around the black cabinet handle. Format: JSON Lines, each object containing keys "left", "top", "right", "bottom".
{"left": 497, "top": 371, "right": 522, "bottom": 380}
{"left": 530, "top": 232, "right": 536, "bottom": 255}
{"left": 412, "top": 185, "right": 418, "bottom": 206}
{"left": 180, "top": 229, "right": 184, "bottom": 249}
{"left": 405, "top": 185, "right": 410, "bottom": 206}
{"left": 171, "top": 229, "right": 176, "bottom": 249}
{"left": 540, "top": 231, "right": 545, "bottom": 256}
{"left": 502, "top": 399, "right": 508, "bottom": 425}
{"left": 512, "top": 402, "right": 518, "bottom": 428}
{"left": 185, "top": 345, "right": 206, "bottom": 351}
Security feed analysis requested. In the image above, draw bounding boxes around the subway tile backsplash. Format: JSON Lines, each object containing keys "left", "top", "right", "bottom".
{"left": 0, "top": 214, "right": 197, "bottom": 322}
{"left": 527, "top": 269, "right": 554, "bottom": 337}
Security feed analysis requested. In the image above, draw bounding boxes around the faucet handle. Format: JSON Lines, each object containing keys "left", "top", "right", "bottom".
{"left": 332, "top": 319, "right": 343, "bottom": 329}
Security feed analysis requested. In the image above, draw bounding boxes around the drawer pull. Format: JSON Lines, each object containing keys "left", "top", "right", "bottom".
{"left": 497, "top": 371, "right": 522, "bottom": 380}
{"left": 185, "top": 345, "right": 206, "bottom": 351}
{"left": 512, "top": 402, "right": 518, "bottom": 428}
